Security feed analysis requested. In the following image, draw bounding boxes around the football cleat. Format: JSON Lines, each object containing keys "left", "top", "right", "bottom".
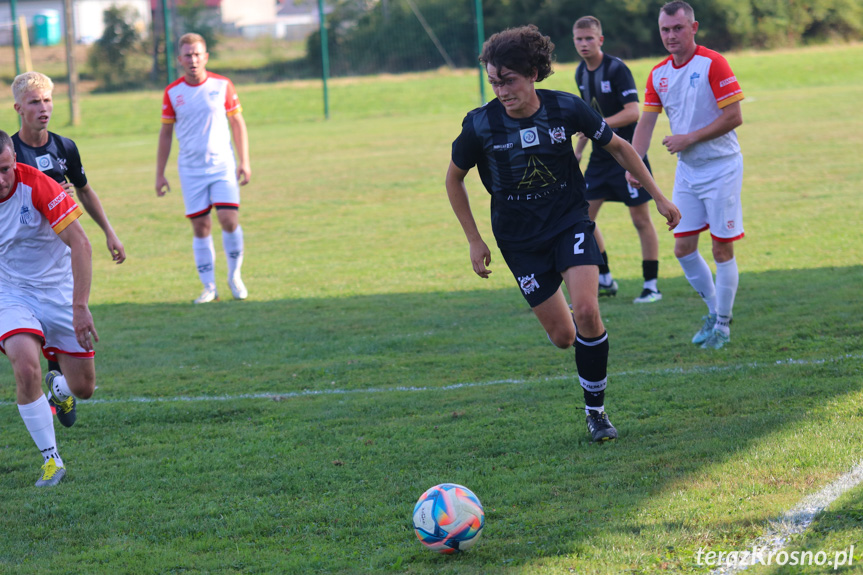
{"left": 633, "top": 288, "right": 662, "bottom": 304}
{"left": 586, "top": 410, "right": 618, "bottom": 442}
{"left": 700, "top": 328, "right": 731, "bottom": 350}
{"left": 193, "top": 285, "right": 219, "bottom": 304}
{"left": 691, "top": 313, "right": 717, "bottom": 345}
{"left": 228, "top": 274, "right": 248, "bottom": 300}
{"left": 46, "top": 371, "right": 77, "bottom": 428}
{"left": 35, "top": 458, "right": 66, "bottom": 487}
{"left": 598, "top": 279, "right": 618, "bottom": 297}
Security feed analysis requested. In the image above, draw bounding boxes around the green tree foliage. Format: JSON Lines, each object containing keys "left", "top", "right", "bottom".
{"left": 87, "top": 5, "right": 149, "bottom": 91}
{"left": 176, "top": 0, "right": 221, "bottom": 55}
{"left": 305, "top": 0, "right": 862, "bottom": 77}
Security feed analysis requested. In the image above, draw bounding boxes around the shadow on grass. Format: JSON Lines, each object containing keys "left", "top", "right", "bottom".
{"left": 0, "top": 266, "right": 860, "bottom": 573}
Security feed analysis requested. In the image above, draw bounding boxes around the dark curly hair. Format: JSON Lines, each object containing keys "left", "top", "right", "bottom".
{"left": 479, "top": 25, "right": 555, "bottom": 82}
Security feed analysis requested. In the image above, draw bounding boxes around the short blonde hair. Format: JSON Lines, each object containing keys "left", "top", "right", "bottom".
{"left": 178, "top": 32, "right": 207, "bottom": 52}
{"left": 12, "top": 71, "right": 54, "bottom": 104}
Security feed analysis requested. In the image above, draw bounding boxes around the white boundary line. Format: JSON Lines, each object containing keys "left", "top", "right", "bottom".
{"left": 710, "top": 458, "right": 863, "bottom": 574}
{"left": 1, "top": 352, "right": 861, "bottom": 564}
{"left": 0, "top": 353, "right": 860, "bottom": 407}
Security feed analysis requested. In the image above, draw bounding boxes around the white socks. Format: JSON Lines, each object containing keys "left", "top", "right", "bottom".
{"left": 193, "top": 235, "right": 216, "bottom": 289}
{"left": 222, "top": 226, "right": 244, "bottom": 281}
{"left": 18, "top": 395, "right": 63, "bottom": 466}
{"left": 677, "top": 251, "right": 717, "bottom": 315}
{"left": 714, "top": 257, "right": 739, "bottom": 319}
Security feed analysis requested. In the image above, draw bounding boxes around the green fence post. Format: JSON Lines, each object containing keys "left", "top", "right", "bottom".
{"left": 318, "top": 0, "right": 330, "bottom": 120}
{"left": 475, "top": 0, "right": 485, "bottom": 105}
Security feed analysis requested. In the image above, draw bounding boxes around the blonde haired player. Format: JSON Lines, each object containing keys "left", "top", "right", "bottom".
{"left": 155, "top": 32, "right": 251, "bottom": 303}
{"left": 12, "top": 70, "right": 124, "bottom": 413}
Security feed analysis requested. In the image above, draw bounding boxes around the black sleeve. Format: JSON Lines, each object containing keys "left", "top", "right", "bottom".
{"left": 451, "top": 114, "right": 482, "bottom": 172}
{"left": 571, "top": 96, "right": 614, "bottom": 147}
{"left": 610, "top": 59, "right": 640, "bottom": 107}
{"left": 57, "top": 136, "right": 88, "bottom": 189}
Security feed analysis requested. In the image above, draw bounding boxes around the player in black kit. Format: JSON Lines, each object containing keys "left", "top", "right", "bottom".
{"left": 445, "top": 25, "right": 680, "bottom": 441}
{"left": 12, "top": 71, "right": 125, "bottom": 396}
{"left": 573, "top": 16, "right": 663, "bottom": 303}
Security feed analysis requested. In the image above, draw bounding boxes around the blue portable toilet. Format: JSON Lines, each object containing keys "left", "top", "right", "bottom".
{"left": 33, "top": 11, "right": 62, "bottom": 46}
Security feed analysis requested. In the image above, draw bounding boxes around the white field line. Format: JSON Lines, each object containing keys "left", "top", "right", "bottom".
{"left": 710, "top": 458, "right": 863, "bottom": 574}
{"left": 1, "top": 353, "right": 860, "bottom": 407}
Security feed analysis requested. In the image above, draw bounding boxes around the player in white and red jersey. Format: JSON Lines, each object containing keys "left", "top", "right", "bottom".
{"left": 0, "top": 130, "right": 98, "bottom": 486}
{"left": 155, "top": 32, "right": 251, "bottom": 304}
{"left": 628, "top": 1, "right": 745, "bottom": 350}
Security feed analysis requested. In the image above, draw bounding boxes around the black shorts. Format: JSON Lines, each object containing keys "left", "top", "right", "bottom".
{"left": 584, "top": 159, "right": 653, "bottom": 207}
{"left": 499, "top": 220, "right": 604, "bottom": 308}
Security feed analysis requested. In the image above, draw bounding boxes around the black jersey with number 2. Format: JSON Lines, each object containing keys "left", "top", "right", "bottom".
{"left": 12, "top": 131, "right": 88, "bottom": 188}
{"left": 451, "top": 89, "right": 612, "bottom": 250}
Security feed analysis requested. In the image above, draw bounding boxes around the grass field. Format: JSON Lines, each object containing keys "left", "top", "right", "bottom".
{"left": 0, "top": 43, "right": 861, "bottom": 574}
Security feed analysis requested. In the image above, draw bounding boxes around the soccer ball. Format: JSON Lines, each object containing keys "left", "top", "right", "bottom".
{"left": 412, "top": 483, "right": 485, "bottom": 554}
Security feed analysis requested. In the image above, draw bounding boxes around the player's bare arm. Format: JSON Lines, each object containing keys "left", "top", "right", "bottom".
{"left": 74, "top": 183, "right": 126, "bottom": 263}
{"left": 58, "top": 219, "right": 99, "bottom": 349}
{"left": 602, "top": 101, "right": 640, "bottom": 130}
{"left": 625, "top": 111, "right": 660, "bottom": 188}
{"left": 155, "top": 123, "right": 174, "bottom": 196}
{"left": 445, "top": 161, "right": 492, "bottom": 278}
{"left": 662, "top": 101, "right": 743, "bottom": 154}
{"left": 603, "top": 134, "right": 681, "bottom": 230}
{"left": 229, "top": 112, "right": 251, "bottom": 186}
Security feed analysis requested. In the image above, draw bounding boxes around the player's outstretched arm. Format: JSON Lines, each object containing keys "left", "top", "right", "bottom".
{"left": 155, "top": 123, "right": 174, "bottom": 196}
{"left": 229, "top": 112, "right": 251, "bottom": 186}
{"left": 58, "top": 219, "right": 99, "bottom": 349}
{"left": 445, "top": 161, "right": 492, "bottom": 278}
{"left": 75, "top": 183, "right": 126, "bottom": 263}
{"left": 603, "top": 134, "right": 681, "bottom": 230}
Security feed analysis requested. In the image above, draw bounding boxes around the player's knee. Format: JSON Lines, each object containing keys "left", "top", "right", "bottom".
{"left": 571, "top": 302, "right": 601, "bottom": 334}
{"left": 548, "top": 326, "right": 576, "bottom": 349}
{"left": 67, "top": 375, "right": 96, "bottom": 399}
{"left": 13, "top": 360, "right": 42, "bottom": 388}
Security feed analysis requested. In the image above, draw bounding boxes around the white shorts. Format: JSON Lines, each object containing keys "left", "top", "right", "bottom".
{"left": 179, "top": 168, "right": 241, "bottom": 218}
{"left": 0, "top": 289, "right": 94, "bottom": 360}
{"left": 673, "top": 153, "right": 744, "bottom": 242}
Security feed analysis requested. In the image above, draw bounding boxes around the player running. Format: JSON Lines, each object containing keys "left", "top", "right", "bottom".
{"left": 445, "top": 25, "right": 680, "bottom": 442}
{"left": 0, "top": 130, "right": 98, "bottom": 486}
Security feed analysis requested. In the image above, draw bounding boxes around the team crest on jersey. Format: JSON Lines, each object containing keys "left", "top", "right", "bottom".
{"left": 176, "top": 95, "right": 185, "bottom": 106}
{"left": 19, "top": 206, "right": 31, "bottom": 225}
{"left": 659, "top": 78, "right": 669, "bottom": 93}
{"left": 35, "top": 154, "right": 52, "bottom": 172}
{"left": 518, "top": 274, "right": 540, "bottom": 295}
{"left": 601, "top": 81, "right": 611, "bottom": 93}
{"left": 690, "top": 72, "right": 701, "bottom": 88}
{"left": 548, "top": 126, "right": 566, "bottom": 144}
{"left": 520, "top": 127, "right": 540, "bottom": 148}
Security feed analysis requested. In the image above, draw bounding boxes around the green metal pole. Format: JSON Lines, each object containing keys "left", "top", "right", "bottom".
{"left": 10, "top": 0, "right": 20, "bottom": 76}
{"left": 475, "top": 0, "right": 485, "bottom": 104}
{"left": 318, "top": 0, "right": 330, "bottom": 119}
{"left": 162, "top": 0, "right": 175, "bottom": 83}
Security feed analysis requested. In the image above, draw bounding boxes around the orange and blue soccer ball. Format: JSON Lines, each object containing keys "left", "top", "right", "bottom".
{"left": 412, "top": 483, "right": 485, "bottom": 553}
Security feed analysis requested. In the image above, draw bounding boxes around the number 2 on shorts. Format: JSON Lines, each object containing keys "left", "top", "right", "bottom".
{"left": 573, "top": 232, "right": 584, "bottom": 254}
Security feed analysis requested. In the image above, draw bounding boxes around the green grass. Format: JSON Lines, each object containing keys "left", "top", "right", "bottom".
{"left": 0, "top": 43, "right": 862, "bottom": 574}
